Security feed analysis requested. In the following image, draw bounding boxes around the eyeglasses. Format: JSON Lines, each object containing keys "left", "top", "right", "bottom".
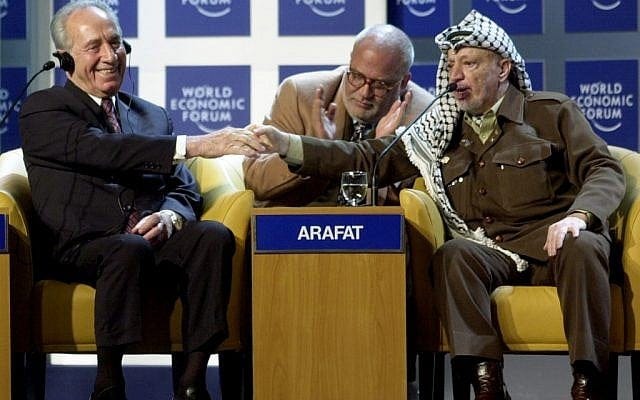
{"left": 345, "top": 69, "right": 401, "bottom": 97}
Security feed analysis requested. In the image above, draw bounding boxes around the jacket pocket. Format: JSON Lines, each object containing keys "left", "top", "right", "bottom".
{"left": 492, "top": 141, "right": 554, "bottom": 209}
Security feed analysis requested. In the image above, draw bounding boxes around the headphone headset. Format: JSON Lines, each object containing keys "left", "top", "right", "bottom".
{"left": 53, "top": 40, "right": 132, "bottom": 72}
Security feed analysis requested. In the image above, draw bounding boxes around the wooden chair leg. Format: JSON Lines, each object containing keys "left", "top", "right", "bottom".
{"left": 25, "top": 352, "right": 46, "bottom": 400}
{"left": 632, "top": 352, "right": 640, "bottom": 400}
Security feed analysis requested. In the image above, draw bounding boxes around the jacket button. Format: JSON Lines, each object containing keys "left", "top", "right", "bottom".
{"left": 478, "top": 187, "right": 487, "bottom": 195}
{"left": 517, "top": 157, "right": 525, "bottom": 165}
{"left": 478, "top": 160, "right": 485, "bottom": 168}
{"left": 495, "top": 235, "right": 503, "bottom": 242}
{"left": 484, "top": 216, "right": 494, "bottom": 224}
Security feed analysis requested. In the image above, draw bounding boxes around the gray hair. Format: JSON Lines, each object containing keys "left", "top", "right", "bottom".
{"left": 352, "top": 24, "right": 415, "bottom": 75}
{"left": 50, "top": 0, "right": 122, "bottom": 50}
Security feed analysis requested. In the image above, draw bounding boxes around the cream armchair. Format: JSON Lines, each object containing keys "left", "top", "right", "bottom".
{"left": 400, "top": 145, "right": 640, "bottom": 399}
{"left": 0, "top": 149, "right": 253, "bottom": 400}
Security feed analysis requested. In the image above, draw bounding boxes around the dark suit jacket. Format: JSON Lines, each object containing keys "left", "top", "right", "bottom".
{"left": 19, "top": 80, "right": 201, "bottom": 261}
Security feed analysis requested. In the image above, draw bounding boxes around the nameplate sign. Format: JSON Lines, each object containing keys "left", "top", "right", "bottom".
{"left": 253, "top": 212, "right": 404, "bottom": 253}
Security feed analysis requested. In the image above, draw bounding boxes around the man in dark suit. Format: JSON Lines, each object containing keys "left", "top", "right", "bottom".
{"left": 18, "top": 2, "right": 263, "bottom": 400}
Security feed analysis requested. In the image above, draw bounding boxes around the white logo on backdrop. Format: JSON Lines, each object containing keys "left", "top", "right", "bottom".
{"left": 182, "top": 0, "right": 232, "bottom": 18}
{"left": 592, "top": 0, "right": 621, "bottom": 11}
{"left": 397, "top": 0, "right": 436, "bottom": 17}
{"left": 0, "top": 0, "right": 8, "bottom": 19}
{"left": 572, "top": 82, "right": 634, "bottom": 133}
{"left": 295, "top": 0, "right": 346, "bottom": 17}
{"left": 0, "top": 88, "right": 11, "bottom": 135}
{"left": 169, "top": 85, "right": 246, "bottom": 133}
{"left": 487, "top": 0, "right": 527, "bottom": 15}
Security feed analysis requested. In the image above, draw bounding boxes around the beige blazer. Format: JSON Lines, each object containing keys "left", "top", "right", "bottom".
{"left": 244, "top": 66, "right": 434, "bottom": 206}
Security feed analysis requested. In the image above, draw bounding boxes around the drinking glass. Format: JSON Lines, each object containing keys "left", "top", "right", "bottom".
{"left": 340, "top": 171, "right": 368, "bottom": 206}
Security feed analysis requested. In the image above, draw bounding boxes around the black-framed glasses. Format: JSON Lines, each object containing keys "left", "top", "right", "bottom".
{"left": 345, "top": 69, "right": 401, "bottom": 97}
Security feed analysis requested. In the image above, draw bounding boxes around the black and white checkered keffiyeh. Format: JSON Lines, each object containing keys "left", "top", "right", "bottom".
{"left": 401, "top": 10, "right": 532, "bottom": 271}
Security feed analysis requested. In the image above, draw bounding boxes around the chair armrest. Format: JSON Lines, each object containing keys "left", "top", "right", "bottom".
{"left": 0, "top": 172, "right": 35, "bottom": 352}
{"left": 185, "top": 156, "right": 253, "bottom": 351}
{"left": 399, "top": 188, "right": 447, "bottom": 351}
{"left": 399, "top": 188, "right": 446, "bottom": 250}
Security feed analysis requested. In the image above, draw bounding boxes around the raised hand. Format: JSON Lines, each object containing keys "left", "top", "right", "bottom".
{"left": 375, "top": 90, "right": 412, "bottom": 138}
{"left": 311, "top": 87, "right": 337, "bottom": 139}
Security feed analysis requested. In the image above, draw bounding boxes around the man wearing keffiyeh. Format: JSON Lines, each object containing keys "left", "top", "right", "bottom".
{"left": 253, "top": 10, "right": 625, "bottom": 400}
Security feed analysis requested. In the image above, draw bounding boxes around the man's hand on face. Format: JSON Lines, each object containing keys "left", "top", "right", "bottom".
{"left": 374, "top": 90, "right": 412, "bottom": 138}
{"left": 311, "top": 87, "right": 338, "bottom": 140}
{"left": 543, "top": 215, "right": 588, "bottom": 257}
{"left": 185, "top": 127, "right": 266, "bottom": 159}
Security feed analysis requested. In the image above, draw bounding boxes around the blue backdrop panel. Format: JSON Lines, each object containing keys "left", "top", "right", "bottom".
{"left": 387, "top": 0, "right": 451, "bottom": 37}
{"left": 566, "top": 59, "right": 638, "bottom": 150}
{"left": 471, "top": 0, "right": 542, "bottom": 34}
{"left": 279, "top": 65, "right": 339, "bottom": 82}
{"left": 0, "top": 0, "right": 25, "bottom": 39}
{"left": 166, "top": 0, "right": 250, "bottom": 36}
{"left": 166, "top": 66, "right": 251, "bottom": 134}
{"left": 279, "top": 0, "right": 364, "bottom": 35}
{"left": 566, "top": 0, "right": 637, "bottom": 33}
{"left": 0, "top": 67, "right": 27, "bottom": 152}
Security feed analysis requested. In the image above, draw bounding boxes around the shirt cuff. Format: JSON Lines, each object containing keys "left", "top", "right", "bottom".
{"left": 284, "top": 134, "right": 303, "bottom": 166}
{"left": 174, "top": 135, "right": 187, "bottom": 161}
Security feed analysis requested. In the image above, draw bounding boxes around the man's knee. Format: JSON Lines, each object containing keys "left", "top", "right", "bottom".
{"left": 188, "top": 220, "right": 236, "bottom": 257}
{"left": 559, "top": 232, "right": 609, "bottom": 273}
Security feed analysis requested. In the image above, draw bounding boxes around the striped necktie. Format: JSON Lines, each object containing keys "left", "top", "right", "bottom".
{"left": 101, "top": 98, "right": 122, "bottom": 134}
{"left": 102, "top": 98, "right": 139, "bottom": 231}
{"left": 351, "top": 121, "right": 372, "bottom": 142}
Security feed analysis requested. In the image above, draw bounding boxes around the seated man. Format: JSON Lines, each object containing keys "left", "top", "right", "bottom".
{"left": 19, "top": 1, "right": 263, "bottom": 400}
{"left": 253, "top": 10, "right": 625, "bottom": 400}
{"left": 243, "top": 24, "right": 434, "bottom": 206}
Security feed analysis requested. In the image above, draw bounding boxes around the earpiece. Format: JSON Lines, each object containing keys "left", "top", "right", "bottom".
{"left": 52, "top": 41, "right": 130, "bottom": 72}
{"left": 123, "top": 40, "right": 131, "bottom": 55}
{"left": 52, "top": 51, "right": 75, "bottom": 72}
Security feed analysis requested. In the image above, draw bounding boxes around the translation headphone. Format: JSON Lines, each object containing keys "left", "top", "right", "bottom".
{"left": 53, "top": 40, "right": 132, "bottom": 72}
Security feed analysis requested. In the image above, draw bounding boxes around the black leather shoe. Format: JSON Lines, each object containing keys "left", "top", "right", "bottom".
{"left": 89, "top": 385, "right": 127, "bottom": 400}
{"left": 173, "top": 385, "right": 212, "bottom": 400}
{"left": 470, "top": 361, "right": 511, "bottom": 400}
{"left": 571, "top": 372, "right": 605, "bottom": 400}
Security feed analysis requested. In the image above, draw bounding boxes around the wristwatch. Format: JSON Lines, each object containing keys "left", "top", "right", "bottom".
{"left": 169, "top": 211, "right": 184, "bottom": 231}
{"left": 571, "top": 209, "right": 593, "bottom": 228}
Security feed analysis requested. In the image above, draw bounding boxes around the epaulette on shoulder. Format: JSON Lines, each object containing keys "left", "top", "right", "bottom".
{"left": 524, "top": 90, "right": 570, "bottom": 104}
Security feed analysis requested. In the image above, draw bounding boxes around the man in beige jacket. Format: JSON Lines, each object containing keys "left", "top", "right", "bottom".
{"left": 243, "top": 24, "right": 434, "bottom": 206}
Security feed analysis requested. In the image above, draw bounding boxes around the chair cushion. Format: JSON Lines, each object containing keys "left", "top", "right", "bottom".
{"left": 491, "top": 285, "right": 624, "bottom": 352}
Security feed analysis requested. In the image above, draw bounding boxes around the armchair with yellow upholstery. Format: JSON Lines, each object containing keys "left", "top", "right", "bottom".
{"left": 400, "top": 145, "right": 640, "bottom": 399}
{"left": 0, "top": 149, "right": 253, "bottom": 400}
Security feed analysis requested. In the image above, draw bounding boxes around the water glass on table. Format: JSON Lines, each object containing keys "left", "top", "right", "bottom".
{"left": 340, "top": 171, "right": 368, "bottom": 206}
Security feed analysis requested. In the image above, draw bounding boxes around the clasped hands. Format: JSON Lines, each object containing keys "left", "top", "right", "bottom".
{"left": 213, "top": 86, "right": 415, "bottom": 158}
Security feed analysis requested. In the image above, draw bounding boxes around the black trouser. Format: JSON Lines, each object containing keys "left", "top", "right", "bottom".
{"left": 59, "top": 220, "right": 234, "bottom": 352}
{"left": 430, "top": 232, "right": 611, "bottom": 372}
